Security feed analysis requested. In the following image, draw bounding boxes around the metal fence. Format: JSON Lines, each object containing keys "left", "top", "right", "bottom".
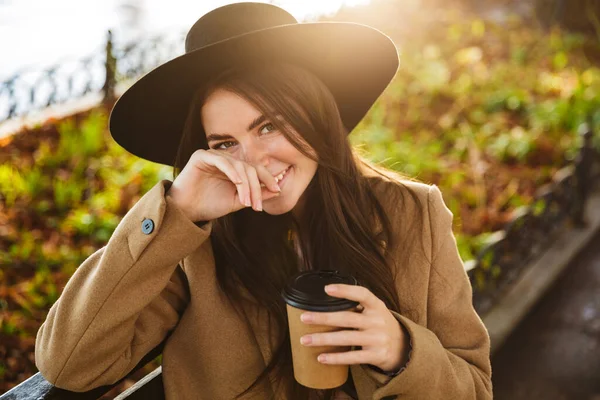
{"left": 0, "top": 30, "right": 186, "bottom": 125}
{"left": 468, "top": 123, "right": 600, "bottom": 315}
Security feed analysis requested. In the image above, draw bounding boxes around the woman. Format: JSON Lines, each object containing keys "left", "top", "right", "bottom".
{"left": 34, "top": 3, "right": 492, "bottom": 400}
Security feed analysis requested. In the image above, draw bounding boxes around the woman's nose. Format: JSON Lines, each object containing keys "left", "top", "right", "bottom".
{"left": 240, "top": 140, "right": 269, "bottom": 167}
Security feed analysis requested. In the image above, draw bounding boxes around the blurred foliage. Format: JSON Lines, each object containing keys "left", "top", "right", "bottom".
{"left": 350, "top": 13, "right": 600, "bottom": 262}
{"left": 1, "top": 3, "right": 600, "bottom": 393}
{"left": 0, "top": 111, "right": 171, "bottom": 391}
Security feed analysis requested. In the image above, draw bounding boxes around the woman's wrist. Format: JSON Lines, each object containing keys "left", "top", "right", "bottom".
{"left": 367, "top": 321, "right": 412, "bottom": 377}
{"left": 166, "top": 189, "right": 201, "bottom": 222}
{"left": 368, "top": 363, "right": 402, "bottom": 377}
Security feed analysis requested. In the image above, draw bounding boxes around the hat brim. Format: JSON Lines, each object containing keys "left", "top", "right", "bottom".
{"left": 109, "top": 22, "right": 399, "bottom": 166}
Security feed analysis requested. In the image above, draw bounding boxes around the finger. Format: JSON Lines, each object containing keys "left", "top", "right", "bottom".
{"left": 261, "top": 186, "right": 281, "bottom": 202}
{"left": 210, "top": 151, "right": 249, "bottom": 207}
{"left": 301, "top": 330, "right": 376, "bottom": 347}
{"left": 254, "top": 164, "right": 281, "bottom": 193}
{"left": 324, "top": 284, "right": 383, "bottom": 310}
{"left": 195, "top": 151, "right": 243, "bottom": 186}
{"left": 317, "top": 349, "right": 373, "bottom": 366}
{"left": 245, "top": 165, "right": 263, "bottom": 211}
{"left": 232, "top": 161, "right": 251, "bottom": 207}
{"left": 300, "top": 310, "right": 367, "bottom": 330}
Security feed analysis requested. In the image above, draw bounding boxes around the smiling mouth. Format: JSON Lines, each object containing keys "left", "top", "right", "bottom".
{"left": 274, "top": 166, "right": 291, "bottom": 184}
{"left": 261, "top": 166, "right": 291, "bottom": 188}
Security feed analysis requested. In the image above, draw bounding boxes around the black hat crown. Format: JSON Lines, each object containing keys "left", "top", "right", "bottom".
{"left": 185, "top": 3, "right": 297, "bottom": 53}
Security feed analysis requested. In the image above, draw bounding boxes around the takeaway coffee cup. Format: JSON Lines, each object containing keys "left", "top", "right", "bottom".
{"left": 281, "top": 270, "right": 359, "bottom": 389}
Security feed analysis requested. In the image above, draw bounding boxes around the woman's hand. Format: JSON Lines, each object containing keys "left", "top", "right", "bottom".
{"left": 299, "top": 284, "right": 410, "bottom": 373}
{"left": 166, "top": 149, "right": 282, "bottom": 222}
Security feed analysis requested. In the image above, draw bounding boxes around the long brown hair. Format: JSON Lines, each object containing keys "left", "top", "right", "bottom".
{"left": 172, "top": 63, "right": 424, "bottom": 399}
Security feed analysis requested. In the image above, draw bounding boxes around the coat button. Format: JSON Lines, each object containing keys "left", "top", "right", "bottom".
{"left": 141, "top": 218, "right": 154, "bottom": 234}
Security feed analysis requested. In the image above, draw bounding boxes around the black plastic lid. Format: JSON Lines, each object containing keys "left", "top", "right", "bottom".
{"left": 281, "top": 270, "right": 359, "bottom": 312}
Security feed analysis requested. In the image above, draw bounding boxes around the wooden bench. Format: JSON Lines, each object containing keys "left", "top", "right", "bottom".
{"left": 0, "top": 339, "right": 167, "bottom": 400}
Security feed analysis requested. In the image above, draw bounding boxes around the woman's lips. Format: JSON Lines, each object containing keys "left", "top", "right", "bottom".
{"left": 277, "top": 166, "right": 291, "bottom": 188}
{"left": 261, "top": 166, "right": 291, "bottom": 189}
{"left": 274, "top": 166, "right": 291, "bottom": 185}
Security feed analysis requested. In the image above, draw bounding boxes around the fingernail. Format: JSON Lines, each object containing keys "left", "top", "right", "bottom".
{"left": 300, "top": 336, "right": 312, "bottom": 345}
{"left": 318, "top": 355, "right": 327, "bottom": 363}
{"left": 274, "top": 184, "right": 281, "bottom": 192}
{"left": 257, "top": 201, "right": 262, "bottom": 211}
{"left": 301, "top": 313, "right": 312, "bottom": 322}
{"left": 245, "top": 196, "right": 251, "bottom": 207}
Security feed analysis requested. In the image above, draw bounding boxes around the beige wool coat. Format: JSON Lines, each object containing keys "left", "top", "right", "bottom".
{"left": 35, "top": 174, "right": 493, "bottom": 400}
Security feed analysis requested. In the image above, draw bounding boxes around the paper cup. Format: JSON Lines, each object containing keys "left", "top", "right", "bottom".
{"left": 281, "top": 270, "right": 359, "bottom": 389}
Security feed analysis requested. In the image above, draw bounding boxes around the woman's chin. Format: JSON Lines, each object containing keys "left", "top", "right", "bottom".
{"left": 263, "top": 197, "right": 295, "bottom": 216}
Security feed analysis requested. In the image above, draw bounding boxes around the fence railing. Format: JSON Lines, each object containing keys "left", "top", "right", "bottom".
{"left": 0, "top": 53, "right": 106, "bottom": 123}
{"left": 0, "top": 30, "right": 186, "bottom": 125}
{"left": 468, "top": 122, "right": 600, "bottom": 315}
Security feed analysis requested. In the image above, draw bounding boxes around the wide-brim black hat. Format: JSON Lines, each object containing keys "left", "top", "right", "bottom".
{"left": 109, "top": 2, "right": 399, "bottom": 167}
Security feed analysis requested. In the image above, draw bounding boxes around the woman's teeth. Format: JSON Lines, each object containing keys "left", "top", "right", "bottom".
{"left": 260, "top": 167, "right": 290, "bottom": 187}
{"left": 274, "top": 167, "right": 290, "bottom": 183}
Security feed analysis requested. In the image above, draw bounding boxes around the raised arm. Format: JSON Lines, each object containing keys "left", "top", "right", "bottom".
{"left": 35, "top": 180, "right": 212, "bottom": 392}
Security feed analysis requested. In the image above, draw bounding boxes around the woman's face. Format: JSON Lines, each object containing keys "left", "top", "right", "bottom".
{"left": 201, "top": 88, "right": 318, "bottom": 216}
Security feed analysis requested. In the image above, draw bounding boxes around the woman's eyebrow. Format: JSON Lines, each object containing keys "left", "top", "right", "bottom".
{"left": 206, "top": 133, "right": 233, "bottom": 142}
{"left": 206, "top": 114, "right": 268, "bottom": 142}
{"left": 247, "top": 114, "right": 267, "bottom": 131}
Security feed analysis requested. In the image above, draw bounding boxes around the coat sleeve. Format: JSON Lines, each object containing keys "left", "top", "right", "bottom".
{"left": 360, "top": 184, "right": 493, "bottom": 399}
{"left": 34, "top": 180, "right": 212, "bottom": 392}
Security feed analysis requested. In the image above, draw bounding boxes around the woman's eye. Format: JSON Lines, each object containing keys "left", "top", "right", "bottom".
{"left": 259, "top": 122, "right": 277, "bottom": 135}
{"left": 214, "top": 141, "right": 236, "bottom": 150}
